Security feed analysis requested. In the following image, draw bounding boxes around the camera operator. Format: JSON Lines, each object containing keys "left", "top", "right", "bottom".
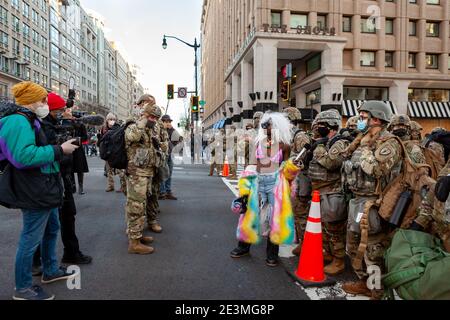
{"left": 33, "top": 93, "right": 92, "bottom": 273}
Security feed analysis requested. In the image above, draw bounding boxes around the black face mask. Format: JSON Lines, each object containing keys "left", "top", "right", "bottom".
{"left": 393, "top": 128, "right": 408, "bottom": 138}
{"left": 317, "top": 126, "right": 330, "bottom": 138}
{"left": 146, "top": 120, "right": 156, "bottom": 129}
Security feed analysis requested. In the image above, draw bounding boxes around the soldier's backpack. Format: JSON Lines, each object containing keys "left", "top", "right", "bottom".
{"left": 383, "top": 229, "right": 450, "bottom": 300}
{"left": 99, "top": 121, "right": 134, "bottom": 170}
{"left": 421, "top": 146, "right": 445, "bottom": 180}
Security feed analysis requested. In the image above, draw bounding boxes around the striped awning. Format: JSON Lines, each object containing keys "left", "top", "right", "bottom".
{"left": 342, "top": 100, "right": 398, "bottom": 117}
{"left": 408, "top": 101, "right": 450, "bottom": 118}
{"left": 213, "top": 119, "right": 226, "bottom": 129}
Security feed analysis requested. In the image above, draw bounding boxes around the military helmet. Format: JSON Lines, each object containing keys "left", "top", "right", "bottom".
{"left": 346, "top": 116, "right": 358, "bottom": 129}
{"left": 253, "top": 111, "right": 264, "bottom": 120}
{"left": 431, "top": 127, "right": 446, "bottom": 135}
{"left": 388, "top": 114, "right": 411, "bottom": 131}
{"left": 315, "top": 109, "right": 342, "bottom": 127}
{"left": 410, "top": 121, "right": 423, "bottom": 132}
{"left": 358, "top": 101, "right": 392, "bottom": 123}
{"left": 144, "top": 104, "right": 162, "bottom": 118}
{"left": 283, "top": 107, "right": 302, "bottom": 122}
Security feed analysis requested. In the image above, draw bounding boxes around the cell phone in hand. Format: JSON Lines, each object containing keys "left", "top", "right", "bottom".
{"left": 72, "top": 137, "right": 81, "bottom": 147}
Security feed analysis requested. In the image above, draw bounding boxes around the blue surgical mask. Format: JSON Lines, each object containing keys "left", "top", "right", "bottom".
{"left": 357, "top": 119, "right": 368, "bottom": 132}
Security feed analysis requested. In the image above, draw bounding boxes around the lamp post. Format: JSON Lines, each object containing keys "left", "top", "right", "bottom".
{"left": 308, "top": 92, "right": 317, "bottom": 125}
{"left": 162, "top": 35, "right": 200, "bottom": 162}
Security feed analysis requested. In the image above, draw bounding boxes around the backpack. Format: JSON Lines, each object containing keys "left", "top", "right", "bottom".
{"left": 421, "top": 146, "right": 445, "bottom": 180}
{"left": 383, "top": 229, "right": 450, "bottom": 300}
{"left": 99, "top": 121, "right": 134, "bottom": 170}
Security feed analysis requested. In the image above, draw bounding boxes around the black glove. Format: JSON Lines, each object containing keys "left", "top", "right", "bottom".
{"left": 435, "top": 176, "right": 450, "bottom": 202}
{"left": 409, "top": 221, "right": 425, "bottom": 232}
{"left": 152, "top": 137, "right": 161, "bottom": 149}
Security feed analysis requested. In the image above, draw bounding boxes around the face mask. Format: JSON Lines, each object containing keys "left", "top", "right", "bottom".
{"left": 317, "top": 126, "right": 330, "bottom": 138}
{"left": 393, "top": 128, "right": 408, "bottom": 138}
{"left": 146, "top": 120, "right": 156, "bottom": 129}
{"left": 35, "top": 104, "right": 49, "bottom": 119}
{"left": 357, "top": 119, "right": 369, "bottom": 133}
{"left": 108, "top": 120, "right": 116, "bottom": 127}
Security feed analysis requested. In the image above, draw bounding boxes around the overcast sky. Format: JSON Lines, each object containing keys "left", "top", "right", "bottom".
{"left": 81, "top": 0, "right": 203, "bottom": 125}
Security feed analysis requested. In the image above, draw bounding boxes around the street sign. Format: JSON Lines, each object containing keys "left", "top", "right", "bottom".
{"left": 199, "top": 100, "right": 206, "bottom": 106}
{"left": 178, "top": 87, "right": 187, "bottom": 98}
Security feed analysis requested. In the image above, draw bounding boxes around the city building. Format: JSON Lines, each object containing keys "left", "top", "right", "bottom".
{"left": 201, "top": 0, "right": 450, "bottom": 132}
{"left": 112, "top": 41, "right": 129, "bottom": 120}
{"left": 0, "top": 0, "right": 50, "bottom": 99}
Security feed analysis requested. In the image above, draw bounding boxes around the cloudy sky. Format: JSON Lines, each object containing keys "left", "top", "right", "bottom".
{"left": 81, "top": 0, "right": 203, "bottom": 125}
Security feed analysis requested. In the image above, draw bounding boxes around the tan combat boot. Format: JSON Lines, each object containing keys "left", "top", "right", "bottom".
{"left": 140, "top": 236, "right": 154, "bottom": 245}
{"left": 323, "top": 258, "right": 345, "bottom": 276}
{"left": 323, "top": 252, "right": 333, "bottom": 264}
{"left": 342, "top": 280, "right": 371, "bottom": 297}
{"left": 292, "top": 244, "right": 302, "bottom": 256}
{"left": 128, "top": 239, "right": 154, "bottom": 255}
{"left": 149, "top": 223, "right": 163, "bottom": 233}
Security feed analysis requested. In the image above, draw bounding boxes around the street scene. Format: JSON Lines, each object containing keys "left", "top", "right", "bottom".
{"left": 0, "top": 0, "right": 450, "bottom": 308}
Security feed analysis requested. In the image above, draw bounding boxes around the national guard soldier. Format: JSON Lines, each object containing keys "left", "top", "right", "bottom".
{"left": 341, "top": 101, "right": 403, "bottom": 298}
{"left": 283, "top": 107, "right": 313, "bottom": 256}
{"left": 147, "top": 105, "right": 168, "bottom": 233}
{"left": 425, "top": 127, "right": 446, "bottom": 164}
{"left": 340, "top": 116, "right": 359, "bottom": 138}
{"left": 124, "top": 104, "right": 157, "bottom": 254}
{"left": 387, "top": 114, "right": 426, "bottom": 165}
{"left": 410, "top": 121, "right": 423, "bottom": 141}
{"left": 307, "top": 110, "right": 351, "bottom": 275}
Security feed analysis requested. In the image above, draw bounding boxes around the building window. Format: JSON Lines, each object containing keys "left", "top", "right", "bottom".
{"left": 343, "top": 16, "right": 352, "bottom": 32}
{"left": 360, "top": 51, "right": 376, "bottom": 67}
{"left": 344, "top": 87, "right": 389, "bottom": 101}
{"left": 409, "top": 20, "right": 417, "bottom": 36}
{"left": 0, "top": 6, "right": 8, "bottom": 25}
{"left": 317, "top": 15, "right": 327, "bottom": 29}
{"left": 426, "top": 54, "right": 439, "bottom": 69}
{"left": 361, "top": 18, "right": 376, "bottom": 33}
{"left": 50, "top": 26, "right": 59, "bottom": 45}
{"left": 385, "top": 19, "right": 394, "bottom": 34}
{"left": 385, "top": 52, "right": 394, "bottom": 67}
{"left": 50, "top": 43, "right": 59, "bottom": 61}
{"left": 408, "top": 53, "right": 417, "bottom": 68}
{"left": 290, "top": 13, "right": 308, "bottom": 29}
{"left": 409, "top": 0, "right": 418, "bottom": 3}
{"left": 426, "top": 22, "right": 440, "bottom": 37}
{"left": 426, "top": 0, "right": 440, "bottom": 4}
{"left": 22, "top": 23, "right": 30, "bottom": 38}
{"left": 448, "top": 54, "right": 450, "bottom": 70}
{"left": 12, "top": 15, "right": 20, "bottom": 32}
{"left": 409, "top": 88, "right": 449, "bottom": 102}
{"left": 271, "top": 11, "right": 281, "bottom": 27}
{"left": 23, "top": 3, "right": 29, "bottom": 18}
{"left": 306, "top": 54, "right": 321, "bottom": 76}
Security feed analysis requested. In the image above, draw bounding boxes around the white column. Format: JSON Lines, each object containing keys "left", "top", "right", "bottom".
{"left": 241, "top": 60, "right": 254, "bottom": 126}
{"left": 320, "top": 77, "right": 344, "bottom": 105}
{"left": 232, "top": 72, "right": 241, "bottom": 127}
{"left": 322, "top": 43, "right": 345, "bottom": 73}
{"left": 253, "top": 40, "right": 278, "bottom": 104}
{"left": 389, "top": 80, "right": 411, "bottom": 115}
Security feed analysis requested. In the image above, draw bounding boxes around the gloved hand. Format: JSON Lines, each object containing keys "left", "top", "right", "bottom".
{"left": 435, "top": 176, "right": 450, "bottom": 202}
{"left": 409, "top": 221, "right": 425, "bottom": 232}
{"left": 137, "top": 117, "right": 148, "bottom": 129}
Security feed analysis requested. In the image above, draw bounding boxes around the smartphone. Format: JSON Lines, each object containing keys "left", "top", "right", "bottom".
{"left": 72, "top": 137, "right": 81, "bottom": 147}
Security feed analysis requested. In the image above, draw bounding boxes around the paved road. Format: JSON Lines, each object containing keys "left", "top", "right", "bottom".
{"left": 0, "top": 157, "right": 309, "bottom": 300}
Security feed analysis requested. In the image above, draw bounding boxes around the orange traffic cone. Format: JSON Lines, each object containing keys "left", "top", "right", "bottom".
{"left": 222, "top": 159, "right": 229, "bottom": 177}
{"left": 292, "top": 190, "right": 336, "bottom": 287}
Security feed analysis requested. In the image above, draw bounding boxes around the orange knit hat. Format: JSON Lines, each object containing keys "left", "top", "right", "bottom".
{"left": 12, "top": 81, "right": 48, "bottom": 106}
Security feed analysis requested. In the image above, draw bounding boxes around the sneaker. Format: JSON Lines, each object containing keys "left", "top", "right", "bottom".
{"left": 13, "top": 285, "right": 54, "bottom": 300}
{"left": 230, "top": 247, "right": 250, "bottom": 258}
{"left": 41, "top": 266, "right": 79, "bottom": 284}
{"left": 32, "top": 265, "right": 42, "bottom": 277}
{"left": 265, "top": 258, "right": 279, "bottom": 267}
{"left": 61, "top": 252, "right": 93, "bottom": 265}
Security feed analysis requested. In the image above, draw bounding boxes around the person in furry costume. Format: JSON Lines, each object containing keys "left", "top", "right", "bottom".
{"left": 230, "top": 112, "right": 300, "bottom": 267}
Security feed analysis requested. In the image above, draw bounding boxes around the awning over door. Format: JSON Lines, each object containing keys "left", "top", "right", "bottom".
{"left": 408, "top": 101, "right": 450, "bottom": 118}
{"left": 342, "top": 100, "right": 398, "bottom": 117}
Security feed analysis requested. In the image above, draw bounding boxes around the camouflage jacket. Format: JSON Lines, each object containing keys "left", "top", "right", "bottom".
{"left": 290, "top": 129, "right": 311, "bottom": 158}
{"left": 125, "top": 120, "right": 156, "bottom": 177}
{"left": 428, "top": 141, "right": 445, "bottom": 164}
{"left": 343, "top": 129, "right": 403, "bottom": 197}
{"left": 152, "top": 120, "right": 169, "bottom": 168}
{"left": 404, "top": 140, "right": 426, "bottom": 165}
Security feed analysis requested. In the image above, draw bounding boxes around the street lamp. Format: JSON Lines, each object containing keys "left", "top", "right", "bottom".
{"left": 308, "top": 92, "right": 317, "bottom": 124}
{"left": 162, "top": 34, "right": 201, "bottom": 162}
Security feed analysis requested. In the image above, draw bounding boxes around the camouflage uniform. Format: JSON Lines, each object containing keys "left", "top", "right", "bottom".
{"left": 124, "top": 115, "right": 156, "bottom": 240}
{"left": 106, "top": 162, "right": 127, "bottom": 193}
{"left": 307, "top": 110, "right": 350, "bottom": 273}
{"left": 427, "top": 127, "right": 446, "bottom": 165}
{"left": 147, "top": 114, "right": 169, "bottom": 227}
{"left": 410, "top": 121, "right": 423, "bottom": 141}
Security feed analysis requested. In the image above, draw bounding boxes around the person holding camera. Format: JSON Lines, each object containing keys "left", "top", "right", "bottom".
{"left": 32, "top": 93, "right": 93, "bottom": 273}
{"left": 0, "top": 82, "right": 80, "bottom": 300}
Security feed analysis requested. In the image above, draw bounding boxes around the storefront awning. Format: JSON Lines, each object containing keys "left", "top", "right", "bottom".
{"left": 408, "top": 101, "right": 450, "bottom": 119}
{"left": 342, "top": 100, "right": 398, "bottom": 117}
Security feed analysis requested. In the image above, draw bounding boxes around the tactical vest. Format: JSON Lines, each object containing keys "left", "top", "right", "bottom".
{"left": 126, "top": 125, "right": 156, "bottom": 176}
{"left": 308, "top": 140, "right": 341, "bottom": 184}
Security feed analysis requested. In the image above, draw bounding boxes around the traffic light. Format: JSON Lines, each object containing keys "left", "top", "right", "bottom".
{"left": 280, "top": 80, "right": 290, "bottom": 102}
{"left": 167, "top": 84, "right": 174, "bottom": 100}
{"left": 191, "top": 96, "right": 199, "bottom": 113}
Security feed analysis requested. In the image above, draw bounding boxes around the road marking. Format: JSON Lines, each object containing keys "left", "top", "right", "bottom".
{"left": 222, "top": 177, "right": 239, "bottom": 198}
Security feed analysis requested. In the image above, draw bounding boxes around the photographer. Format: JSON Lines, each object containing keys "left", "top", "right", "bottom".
{"left": 33, "top": 93, "right": 92, "bottom": 274}
{"left": 0, "top": 82, "right": 79, "bottom": 300}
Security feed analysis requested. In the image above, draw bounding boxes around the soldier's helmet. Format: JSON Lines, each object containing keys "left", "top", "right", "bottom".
{"left": 410, "top": 121, "right": 423, "bottom": 132}
{"left": 358, "top": 101, "right": 392, "bottom": 123}
{"left": 315, "top": 109, "right": 342, "bottom": 127}
{"left": 283, "top": 107, "right": 302, "bottom": 122}
{"left": 346, "top": 116, "right": 359, "bottom": 129}
{"left": 253, "top": 111, "right": 264, "bottom": 120}
{"left": 388, "top": 114, "right": 411, "bottom": 131}
{"left": 431, "top": 127, "right": 447, "bottom": 135}
{"left": 144, "top": 104, "right": 162, "bottom": 119}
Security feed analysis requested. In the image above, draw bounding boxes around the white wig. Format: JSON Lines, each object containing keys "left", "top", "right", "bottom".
{"left": 256, "top": 112, "right": 293, "bottom": 146}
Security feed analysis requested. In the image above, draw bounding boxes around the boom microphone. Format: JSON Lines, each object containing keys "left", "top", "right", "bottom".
{"left": 79, "top": 115, "right": 105, "bottom": 126}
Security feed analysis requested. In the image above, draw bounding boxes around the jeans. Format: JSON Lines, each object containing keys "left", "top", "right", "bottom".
{"left": 160, "top": 155, "right": 174, "bottom": 194}
{"left": 16, "top": 208, "right": 60, "bottom": 290}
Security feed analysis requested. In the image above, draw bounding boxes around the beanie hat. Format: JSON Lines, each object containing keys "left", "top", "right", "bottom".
{"left": 12, "top": 81, "right": 48, "bottom": 106}
{"left": 47, "top": 92, "right": 66, "bottom": 111}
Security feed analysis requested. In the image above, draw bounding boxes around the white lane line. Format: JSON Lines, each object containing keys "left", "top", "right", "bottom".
{"left": 173, "top": 167, "right": 184, "bottom": 170}
{"left": 222, "top": 177, "right": 239, "bottom": 198}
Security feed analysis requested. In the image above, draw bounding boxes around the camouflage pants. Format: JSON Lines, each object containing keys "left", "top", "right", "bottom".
{"left": 292, "top": 196, "right": 310, "bottom": 245}
{"left": 106, "top": 162, "right": 127, "bottom": 192}
{"left": 323, "top": 221, "right": 347, "bottom": 259}
{"left": 147, "top": 178, "right": 160, "bottom": 226}
{"left": 126, "top": 175, "right": 152, "bottom": 240}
